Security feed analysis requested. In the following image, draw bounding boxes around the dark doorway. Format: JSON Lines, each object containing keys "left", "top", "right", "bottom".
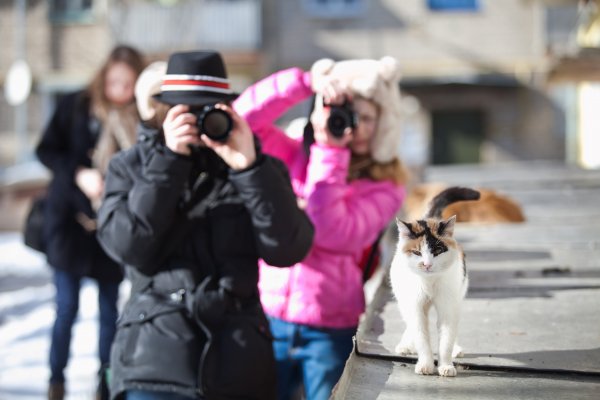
{"left": 431, "top": 109, "right": 485, "bottom": 164}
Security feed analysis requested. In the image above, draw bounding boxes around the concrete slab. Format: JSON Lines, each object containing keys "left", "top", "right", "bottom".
{"left": 356, "top": 282, "right": 600, "bottom": 374}
{"left": 336, "top": 161, "right": 600, "bottom": 399}
{"left": 333, "top": 351, "right": 600, "bottom": 400}
{"left": 455, "top": 224, "right": 600, "bottom": 249}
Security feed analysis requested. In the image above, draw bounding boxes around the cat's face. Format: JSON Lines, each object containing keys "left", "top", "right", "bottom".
{"left": 396, "top": 216, "right": 458, "bottom": 275}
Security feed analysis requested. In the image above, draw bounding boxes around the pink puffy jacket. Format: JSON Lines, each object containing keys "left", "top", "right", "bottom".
{"left": 234, "top": 68, "right": 405, "bottom": 328}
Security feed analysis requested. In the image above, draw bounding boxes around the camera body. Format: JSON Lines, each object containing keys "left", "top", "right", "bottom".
{"left": 327, "top": 101, "right": 357, "bottom": 138}
{"left": 190, "top": 104, "right": 233, "bottom": 142}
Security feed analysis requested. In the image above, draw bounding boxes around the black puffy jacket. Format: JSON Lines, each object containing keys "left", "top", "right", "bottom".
{"left": 96, "top": 132, "right": 314, "bottom": 399}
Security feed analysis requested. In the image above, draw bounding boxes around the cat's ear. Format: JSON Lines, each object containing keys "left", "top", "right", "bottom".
{"left": 438, "top": 215, "right": 456, "bottom": 237}
{"left": 396, "top": 218, "right": 415, "bottom": 239}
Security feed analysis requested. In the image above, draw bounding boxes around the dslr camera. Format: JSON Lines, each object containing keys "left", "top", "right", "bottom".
{"left": 327, "top": 101, "right": 357, "bottom": 138}
{"left": 190, "top": 104, "right": 233, "bottom": 142}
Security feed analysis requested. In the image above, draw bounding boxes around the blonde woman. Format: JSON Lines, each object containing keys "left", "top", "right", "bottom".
{"left": 35, "top": 45, "right": 145, "bottom": 400}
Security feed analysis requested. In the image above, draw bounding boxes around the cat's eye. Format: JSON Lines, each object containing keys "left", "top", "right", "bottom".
{"left": 431, "top": 241, "right": 445, "bottom": 256}
{"left": 411, "top": 250, "right": 421, "bottom": 256}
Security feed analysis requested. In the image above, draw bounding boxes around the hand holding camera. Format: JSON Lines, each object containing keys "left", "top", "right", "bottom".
{"left": 310, "top": 72, "right": 358, "bottom": 146}
{"left": 311, "top": 94, "right": 356, "bottom": 148}
{"left": 164, "top": 103, "right": 256, "bottom": 170}
{"left": 163, "top": 104, "right": 202, "bottom": 155}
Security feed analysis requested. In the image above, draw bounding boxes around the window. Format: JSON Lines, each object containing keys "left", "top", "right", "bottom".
{"left": 303, "top": 0, "right": 366, "bottom": 19}
{"left": 49, "top": 0, "right": 94, "bottom": 24}
{"left": 427, "top": 0, "right": 479, "bottom": 12}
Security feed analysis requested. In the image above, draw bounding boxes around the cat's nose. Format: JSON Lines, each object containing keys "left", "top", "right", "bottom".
{"left": 422, "top": 263, "right": 432, "bottom": 271}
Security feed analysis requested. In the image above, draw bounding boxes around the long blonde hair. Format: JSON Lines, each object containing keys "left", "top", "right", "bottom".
{"left": 88, "top": 45, "right": 146, "bottom": 175}
{"left": 87, "top": 45, "right": 146, "bottom": 120}
{"left": 348, "top": 154, "right": 409, "bottom": 186}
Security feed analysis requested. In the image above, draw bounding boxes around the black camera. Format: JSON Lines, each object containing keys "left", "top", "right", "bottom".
{"left": 327, "top": 101, "right": 357, "bottom": 138}
{"left": 190, "top": 104, "right": 233, "bottom": 142}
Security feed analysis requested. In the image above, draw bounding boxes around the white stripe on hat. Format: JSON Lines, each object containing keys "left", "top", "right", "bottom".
{"left": 160, "top": 85, "right": 234, "bottom": 94}
{"left": 163, "top": 74, "right": 230, "bottom": 84}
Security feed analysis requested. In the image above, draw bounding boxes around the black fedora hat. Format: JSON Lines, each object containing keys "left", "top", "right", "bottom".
{"left": 153, "top": 51, "right": 238, "bottom": 106}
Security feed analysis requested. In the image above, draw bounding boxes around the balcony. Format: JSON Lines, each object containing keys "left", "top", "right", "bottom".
{"left": 109, "top": 0, "right": 262, "bottom": 53}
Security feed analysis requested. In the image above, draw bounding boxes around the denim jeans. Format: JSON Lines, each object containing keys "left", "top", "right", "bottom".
{"left": 125, "top": 390, "right": 195, "bottom": 400}
{"left": 268, "top": 317, "right": 356, "bottom": 400}
{"left": 49, "top": 269, "right": 120, "bottom": 383}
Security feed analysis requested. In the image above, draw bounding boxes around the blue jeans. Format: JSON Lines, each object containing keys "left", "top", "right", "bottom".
{"left": 268, "top": 317, "right": 356, "bottom": 400}
{"left": 49, "top": 269, "right": 120, "bottom": 383}
{"left": 125, "top": 390, "right": 195, "bottom": 400}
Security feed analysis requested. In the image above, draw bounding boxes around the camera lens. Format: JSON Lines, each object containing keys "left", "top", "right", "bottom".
{"left": 202, "top": 109, "right": 232, "bottom": 141}
{"left": 194, "top": 105, "right": 233, "bottom": 142}
{"left": 327, "top": 103, "right": 356, "bottom": 138}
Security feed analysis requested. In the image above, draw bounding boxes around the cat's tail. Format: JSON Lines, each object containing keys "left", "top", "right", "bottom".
{"left": 424, "top": 186, "right": 481, "bottom": 219}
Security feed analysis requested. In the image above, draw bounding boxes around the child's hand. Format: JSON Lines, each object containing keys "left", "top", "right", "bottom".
{"left": 75, "top": 167, "right": 104, "bottom": 202}
{"left": 163, "top": 105, "right": 202, "bottom": 155}
{"left": 310, "top": 95, "right": 353, "bottom": 148}
{"left": 319, "top": 76, "right": 348, "bottom": 106}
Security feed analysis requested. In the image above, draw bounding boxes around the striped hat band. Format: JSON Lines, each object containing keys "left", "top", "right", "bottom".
{"left": 161, "top": 74, "right": 233, "bottom": 94}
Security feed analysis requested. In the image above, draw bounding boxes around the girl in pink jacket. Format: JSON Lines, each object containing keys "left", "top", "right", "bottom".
{"left": 234, "top": 57, "right": 407, "bottom": 400}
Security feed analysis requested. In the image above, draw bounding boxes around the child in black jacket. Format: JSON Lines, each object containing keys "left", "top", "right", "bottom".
{"left": 96, "top": 51, "right": 314, "bottom": 400}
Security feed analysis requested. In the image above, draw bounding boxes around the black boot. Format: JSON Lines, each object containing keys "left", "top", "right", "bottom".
{"left": 95, "top": 364, "right": 110, "bottom": 400}
{"left": 47, "top": 382, "right": 65, "bottom": 400}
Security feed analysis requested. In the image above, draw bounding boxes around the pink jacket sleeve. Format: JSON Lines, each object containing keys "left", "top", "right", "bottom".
{"left": 233, "top": 68, "right": 313, "bottom": 165}
{"left": 305, "top": 144, "right": 405, "bottom": 253}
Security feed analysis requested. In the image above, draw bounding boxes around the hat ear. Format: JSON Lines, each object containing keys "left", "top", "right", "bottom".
{"left": 311, "top": 58, "right": 336, "bottom": 77}
{"left": 378, "top": 56, "right": 402, "bottom": 83}
{"left": 310, "top": 58, "right": 336, "bottom": 93}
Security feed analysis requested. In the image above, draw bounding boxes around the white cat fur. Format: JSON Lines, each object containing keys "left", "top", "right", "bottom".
{"left": 389, "top": 216, "right": 467, "bottom": 377}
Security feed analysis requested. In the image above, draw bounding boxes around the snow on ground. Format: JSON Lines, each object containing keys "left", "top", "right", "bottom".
{"left": 0, "top": 232, "right": 129, "bottom": 400}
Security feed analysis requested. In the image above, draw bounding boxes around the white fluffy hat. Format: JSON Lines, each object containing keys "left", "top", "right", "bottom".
{"left": 310, "top": 56, "right": 402, "bottom": 163}
{"left": 135, "top": 61, "right": 167, "bottom": 121}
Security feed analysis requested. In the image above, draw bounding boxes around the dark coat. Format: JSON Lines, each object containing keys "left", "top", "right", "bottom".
{"left": 35, "top": 91, "right": 123, "bottom": 283}
{"left": 96, "top": 132, "right": 314, "bottom": 399}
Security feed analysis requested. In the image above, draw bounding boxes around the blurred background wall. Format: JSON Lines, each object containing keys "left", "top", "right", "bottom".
{"left": 1, "top": 0, "right": 599, "bottom": 230}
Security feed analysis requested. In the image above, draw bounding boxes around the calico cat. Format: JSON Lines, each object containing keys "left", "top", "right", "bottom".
{"left": 389, "top": 186, "right": 480, "bottom": 377}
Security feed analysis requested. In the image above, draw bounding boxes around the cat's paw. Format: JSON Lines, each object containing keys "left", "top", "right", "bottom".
{"left": 395, "top": 343, "right": 415, "bottom": 355}
{"left": 415, "top": 359, "right": 435, "bottom": 375}
{"left": 438, "top": 364, "right": 457, "bottom": 377}
{"left": 452, "top": 344, "right": 464, "bottom": 358}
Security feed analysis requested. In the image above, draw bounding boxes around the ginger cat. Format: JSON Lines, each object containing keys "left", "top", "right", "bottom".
{"left": 403, "top": 183, "right": 525, "bottom": 223}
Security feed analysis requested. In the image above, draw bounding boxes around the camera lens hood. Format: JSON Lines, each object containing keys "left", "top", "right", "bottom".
{"left": 327, "top": 102, "right": 356, "bottom": 138}
{"left": 193, "top": 105, "right": 233, "bottom": 142}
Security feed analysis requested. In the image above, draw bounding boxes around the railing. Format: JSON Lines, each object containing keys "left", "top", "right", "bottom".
{"left": 109, "top": 0, "right": 262, "bottom": 53}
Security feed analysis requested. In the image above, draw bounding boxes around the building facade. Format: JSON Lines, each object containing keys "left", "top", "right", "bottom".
{"left": 0, "top": 0, "right": 596, "bottom": 169}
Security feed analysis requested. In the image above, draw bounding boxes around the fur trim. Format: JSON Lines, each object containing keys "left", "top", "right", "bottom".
{"left": 310, "top": 57, "right": 403, "bottom": 163}
{"left": 135, "top": 61, "right": 167, "bottom": 121}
